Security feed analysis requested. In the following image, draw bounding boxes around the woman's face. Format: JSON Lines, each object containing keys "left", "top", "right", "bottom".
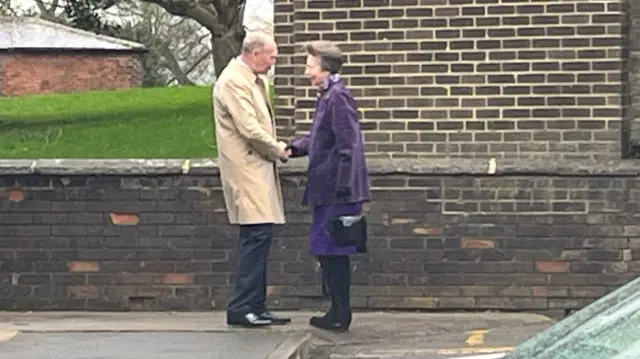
{"left": 304, "top": 54, "right": 329, "bottom": 88}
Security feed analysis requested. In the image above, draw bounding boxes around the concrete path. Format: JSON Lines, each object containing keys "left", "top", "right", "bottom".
{"left": 1, "top": 332, "right": 286, "bottom": 359}
{"left": 307, "top": 312, "right": 554, "bottom": 359}
{"left": 0, "top": 311, "right": 554, "bottom": 359}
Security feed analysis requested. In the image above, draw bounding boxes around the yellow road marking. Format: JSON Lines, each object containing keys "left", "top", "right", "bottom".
{"left": 0, "top": 330, "right": 19, "bottom": 342}
{"left": 466, "top": 329, "right": 489, "bottom": 346}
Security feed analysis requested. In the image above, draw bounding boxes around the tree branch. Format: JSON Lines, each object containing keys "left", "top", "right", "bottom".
{"left": 156, "top": 40, "right": 194, "bottom": 85}
{"left": 141, "top": 0, "right": 219, "bottom": 32}
{"left": 184, "top": 49, "right": 211, "bottom": 75}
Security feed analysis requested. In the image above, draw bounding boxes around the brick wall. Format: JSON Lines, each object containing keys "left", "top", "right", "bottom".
{"left": 0, "top": 54, "right": 7, "bottom": 96}
{"left": 0, "top": 159, "right": 638, "bottom": 312}
{"left": 274, "top": 0, "right": 626, "bottom": 159}
{"left": 0, "top": 52, "right": 143, "bottom": 97}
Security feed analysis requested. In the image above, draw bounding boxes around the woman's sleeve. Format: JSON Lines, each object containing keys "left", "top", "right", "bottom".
{"left": 287, "top": 134, "right": 311, "bottom": 157}
{"left": 330, "top": 92, "right": 359, "bottom": 197}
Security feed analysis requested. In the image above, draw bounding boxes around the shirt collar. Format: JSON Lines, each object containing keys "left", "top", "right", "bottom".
{"left": 322, "top": 73, "right": 340, "bottom": 90}
{"left": 236, "top": 56, "right": 251, "bottom": 71}
{"left": 317, "top": 73, "right": 340, "bottom": 98}
{"left": 233, "top": 56, "right": 260, "bottom": 83}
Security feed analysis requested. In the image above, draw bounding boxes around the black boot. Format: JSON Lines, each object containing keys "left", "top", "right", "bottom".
{"left": 310, "top": 256, "right": 352, "bottom": 332}
{"left": 310, "top": 256, "right": 334, "bottom": 326}
{"left": 320, "top": 257, "right": 331, "bottom": 299}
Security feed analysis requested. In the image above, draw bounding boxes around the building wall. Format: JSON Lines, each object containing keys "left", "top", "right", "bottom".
{"left": 0, "top": 159, "right": 637, "bottom": 312}
{"left": 0, "top": 54, "right": 7, "bottom": 96}
{"left": 0, "top": 52, "right": 143, "bottom": 97}
{"left": 274, "top": 0, "right": 625, "bottom": 160}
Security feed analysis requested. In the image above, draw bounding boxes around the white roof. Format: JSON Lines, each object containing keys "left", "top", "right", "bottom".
{"left": 0, "top": 16, "right": 145, "bottom": 51}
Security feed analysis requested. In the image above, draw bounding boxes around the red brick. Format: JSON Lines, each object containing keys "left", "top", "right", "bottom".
{"left": 68, "top": 261, "right": 100, "bottom": 273}
{"left": 0, "top": 53, "right": 142, "bottom": 97}
{"left": 461, "top": 238, "right": 496, "bottom": 248}
{"left": 163, "top": 273, "right": 194, "bottom": 285}
{"left": 413, "top": 227, "right": 441, "bottom": 235}
{"left": 536, "top": 261, "right": 570, "bottom": 273}
{"left": 109, "top": 213, "right": 140, "bottom": 225}
{"left": 7, "top": 189, "right": 24, "bottom": 202}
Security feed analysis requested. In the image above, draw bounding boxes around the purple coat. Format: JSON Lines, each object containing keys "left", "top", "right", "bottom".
{"left": 288, "top": 76, "right": 372, "bottom": 256}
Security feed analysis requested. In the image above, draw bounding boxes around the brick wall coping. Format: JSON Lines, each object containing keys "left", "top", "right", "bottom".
{"left": 1, "top": 158, "right": 640, "bottom": 176}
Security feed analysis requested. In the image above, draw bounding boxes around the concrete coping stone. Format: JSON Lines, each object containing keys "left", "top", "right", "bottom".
{"left": 1, "top": 158, "right": 640, "bottom": 176}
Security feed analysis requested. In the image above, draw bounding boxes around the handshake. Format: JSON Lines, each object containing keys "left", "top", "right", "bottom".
{"left": 278, "top": 142, "right": 292, "bottom": 163}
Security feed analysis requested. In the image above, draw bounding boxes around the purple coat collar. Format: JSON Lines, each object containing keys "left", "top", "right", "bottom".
{"left": 317, "top": 74, "right": 341, "bottom": 97}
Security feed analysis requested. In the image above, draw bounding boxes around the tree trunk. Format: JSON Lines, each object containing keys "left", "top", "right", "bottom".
{"left": 211, "top": 29, "right": 244, "bottom": 79}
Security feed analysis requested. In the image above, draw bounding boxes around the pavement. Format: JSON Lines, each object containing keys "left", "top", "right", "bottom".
{"left": 0, "top": 311, "right": 555, "bottom": 359}
{"left": 2, "top": 332, "right": 288, "bottom": 359}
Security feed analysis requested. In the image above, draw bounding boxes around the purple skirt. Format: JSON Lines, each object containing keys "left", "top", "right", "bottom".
{"left": 309, "top": 202, "right": 362, "bottom": 256}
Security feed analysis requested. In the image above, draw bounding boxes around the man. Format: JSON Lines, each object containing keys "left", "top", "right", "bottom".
{"left": 213, "top": 31, "right": 291, "bottom": 327}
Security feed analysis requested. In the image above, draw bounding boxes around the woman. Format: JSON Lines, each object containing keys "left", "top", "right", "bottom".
{"left": 286, "top": 40, "right": 372, "bottom": 332}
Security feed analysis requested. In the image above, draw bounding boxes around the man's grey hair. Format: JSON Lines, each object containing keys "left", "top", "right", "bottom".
{"left": 303, "top": 40, "right": 344, "bottom": 74}
{"left": 241, "top": 31, "right": 275, "bottom": 53}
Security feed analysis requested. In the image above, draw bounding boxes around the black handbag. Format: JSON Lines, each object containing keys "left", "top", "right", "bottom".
{"left": 329, "top": 215, "right": 368, "bottom": 253}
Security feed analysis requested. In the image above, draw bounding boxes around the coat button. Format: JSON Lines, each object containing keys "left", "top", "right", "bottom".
{"left": 248, "top": 150, "right": 253, "bottom": 155}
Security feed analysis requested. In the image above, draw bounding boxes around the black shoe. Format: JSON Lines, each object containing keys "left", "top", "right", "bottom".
{"left": 259, "top": 311, "right": 291, "bottom": 325}
{"left": 227, "top": 312, "right": 272, "bottom": 327}
{"left": 309, "top": 314, "right": 350, "bottom": 332}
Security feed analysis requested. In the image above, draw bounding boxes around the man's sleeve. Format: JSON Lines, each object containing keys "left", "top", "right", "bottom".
{"left": 219, "top": 79, "right": 284, "bottom": 161}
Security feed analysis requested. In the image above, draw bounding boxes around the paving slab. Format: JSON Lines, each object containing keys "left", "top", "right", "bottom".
{"left": 0, "top": 311, "right": 315, "bottom": 359}
{"left": 306, "top": 312, "right": 554, "bottom": 359}
{"left": 0, "top": 311, "right": 312, "bottom": 333}
{"left": 0, "top": 331, "right": 287, "bottom": 359}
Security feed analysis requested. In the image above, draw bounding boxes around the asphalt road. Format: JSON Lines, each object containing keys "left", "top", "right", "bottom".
{"left": 0, "top": 331, "right": 287, "bottom": 359}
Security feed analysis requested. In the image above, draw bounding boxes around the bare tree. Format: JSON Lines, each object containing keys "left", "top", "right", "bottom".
{"left": 139, "top": 0, "right": 247, "bottom": 78}
{"left": 32, "top": 0, "right": 66, "bottom": 21}
{"left": 110, "top": 0, "right": 215, "bottom": 85}
{"left": 0, "top": 0, "right": 16, "bottom": 16}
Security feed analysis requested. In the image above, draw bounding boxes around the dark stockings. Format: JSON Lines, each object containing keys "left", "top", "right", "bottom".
{"left": 311, "top": 255, "right": 352, "bottom": 332}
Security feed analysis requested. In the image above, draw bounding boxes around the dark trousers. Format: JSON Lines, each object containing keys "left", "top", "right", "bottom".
{"left": 227, "top": 223, "right": 273, "bottom": 317}
{"left": 319, "top": 255, "right": 352, "bottom": 323}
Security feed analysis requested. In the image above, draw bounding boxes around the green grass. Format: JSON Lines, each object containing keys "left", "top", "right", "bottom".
{"left": 0, "top": 86, "right": 217, "bottom": 158}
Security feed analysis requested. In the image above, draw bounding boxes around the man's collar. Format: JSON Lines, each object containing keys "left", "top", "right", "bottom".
{"left": 236, "top": 55, "right": 252, "bottom": 71}
{"left": 231, "top": 56, "right": 258, "bottom": 82}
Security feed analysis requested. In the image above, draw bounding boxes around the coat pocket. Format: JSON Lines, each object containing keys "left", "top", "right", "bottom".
{"left": 244, "top": 149, "right": 266, "bottom": 167}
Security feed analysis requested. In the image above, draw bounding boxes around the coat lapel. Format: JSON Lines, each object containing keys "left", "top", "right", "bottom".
{"left": 227, "top": 59, "right": 275, "bottom": 134}
{"left": 255, "top": 75, "right": 276, "bottom": 132}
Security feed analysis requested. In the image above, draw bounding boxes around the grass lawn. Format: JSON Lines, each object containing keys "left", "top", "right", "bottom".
{"left": 0, "top": 86, "right": 217, "bottom": 158}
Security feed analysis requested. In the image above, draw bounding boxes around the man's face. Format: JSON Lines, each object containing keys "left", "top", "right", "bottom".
{"left": 251, "top": 42, "right": 278, "bottom": 74}
{"left": 304, "top": 54, "right": 328, "bottom": 88}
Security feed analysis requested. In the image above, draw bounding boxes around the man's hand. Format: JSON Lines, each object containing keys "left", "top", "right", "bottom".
{"left": 278, "top": 142, "right": 291, "bottom": 163}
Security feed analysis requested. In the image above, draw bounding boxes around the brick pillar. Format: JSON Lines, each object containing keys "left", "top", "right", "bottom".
{"left": 273, "top": 0, "right": 297, "bottom": 141}
{"left": 628, "top": 0, "right": 640, "bottom": 154}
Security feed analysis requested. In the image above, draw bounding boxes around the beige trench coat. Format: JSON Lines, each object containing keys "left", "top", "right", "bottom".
{"left": 212, "top": 58, "right": 286, "bottom": 225}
